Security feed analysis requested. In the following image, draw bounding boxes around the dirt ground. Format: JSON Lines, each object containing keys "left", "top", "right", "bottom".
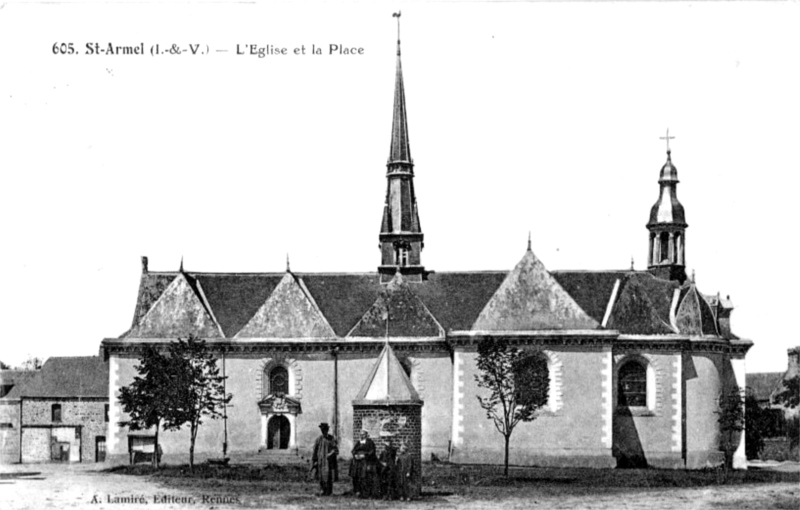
{"left": 1, "top": 461, "right": 798, "bottom": 510}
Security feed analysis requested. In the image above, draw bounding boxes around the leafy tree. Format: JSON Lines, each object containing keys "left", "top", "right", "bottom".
{"left": 0, "top": 360, "right": 10, "bottom": 370}
{"left": 716, "top": 391, "right": 745, "bottom": 471}
{"left": 474, "top": 338, "right": 549, "bottom": 476}
{"left": 165, "top": 338, "right": 231, "bottom": 472}
{"left": 118, "top": 344, "right": 180, "bottom": 468}
{"left": 774, "top": 376, "right": 800, "bottom": 409}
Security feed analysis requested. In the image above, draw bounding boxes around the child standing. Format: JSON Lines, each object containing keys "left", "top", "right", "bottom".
{"left": 394, "top": 444, "right": 414, "bottom": 501}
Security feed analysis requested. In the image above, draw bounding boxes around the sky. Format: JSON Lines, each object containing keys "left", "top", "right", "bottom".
{"left": 1, "top": 1, "right": 798, "bottom": 373}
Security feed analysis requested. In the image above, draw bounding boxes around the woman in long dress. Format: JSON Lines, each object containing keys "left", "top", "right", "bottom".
{"left": 350, "top": 430, "right": 377, "bottom": 498}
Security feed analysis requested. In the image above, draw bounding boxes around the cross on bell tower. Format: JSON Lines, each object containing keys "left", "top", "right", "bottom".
{"left": 647, "top": 129, "right": 687, "bottom": 283}
{"left": 379, "top": 12, "right": 425, "bottom": 283}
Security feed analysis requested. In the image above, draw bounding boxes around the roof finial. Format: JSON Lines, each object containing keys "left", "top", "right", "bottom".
{"left": 179, "top": 255, "right": 184, "bottom": 273}
{"left": 660, "top": 128, "right": 675, "bottom": 154}
{"left": 691, "top": 269, "right": 696, "bottom": 284}
{"left": 527, "top": 231, "right": 532, "bottom": 252}
{"left": 630, "top": 256, "right": 634, "bottom": 271}
{"left": 286, "top": 253, "right": 291, "bottom": 273}
{"left": 392, "top": 11, "right": 401, "bottom": 56}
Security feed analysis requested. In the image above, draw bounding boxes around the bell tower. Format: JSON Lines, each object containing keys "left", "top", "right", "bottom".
{"left": 379, "top": 13, "right": 425, "bottom": 283}
{"left": 647, "top": 130, "right": 687, "bottom": 283}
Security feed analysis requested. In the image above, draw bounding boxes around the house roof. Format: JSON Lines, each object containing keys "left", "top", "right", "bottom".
{"left": 3, "top": 357, "right": 108, "bottom": 399}
{"left": 119, "top": 254, "right": 735, "bottom": 341}
{"left": 747, "top": 372, "right": 784, "bottom": 403}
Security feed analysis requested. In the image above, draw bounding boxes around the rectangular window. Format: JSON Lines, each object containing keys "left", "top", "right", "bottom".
{"left": 104, "top": 404, "right": 109, "bottom": 422}
{"left": 52, "top": 404, "right": 62, "bottom": 423}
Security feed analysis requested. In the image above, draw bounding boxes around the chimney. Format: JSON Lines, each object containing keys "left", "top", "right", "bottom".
{"left": 141, "top": 256, "right": 149, "bottom": 274}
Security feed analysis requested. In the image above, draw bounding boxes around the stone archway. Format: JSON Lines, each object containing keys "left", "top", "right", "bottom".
{"left": 267, "top": 415, "right": 291, "bottom": 450}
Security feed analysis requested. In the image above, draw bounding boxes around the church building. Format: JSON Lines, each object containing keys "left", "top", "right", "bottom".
{"left": 101, "top": 28, "right": 752, "bottom": 470}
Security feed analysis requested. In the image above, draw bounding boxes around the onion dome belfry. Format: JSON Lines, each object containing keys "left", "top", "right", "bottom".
{"left": 647, "top": 132, "right": 688, "bottom": 283}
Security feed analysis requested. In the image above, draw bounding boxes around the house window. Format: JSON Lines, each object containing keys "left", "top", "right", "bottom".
{"left": 269, "top": 366, "right": 289, "bottom": 396}
{"left": 104, "top": 404, "right": 109, "bottom": 422}
{"left": 618, "top": 361, "right": 647, "bottom": 407}
{"left": 52, "top": 404, "right": 62, "bottom": 423}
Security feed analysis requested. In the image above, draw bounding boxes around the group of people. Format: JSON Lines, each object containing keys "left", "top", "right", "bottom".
{"left": 310, "top": 423, "right": 414, "bottom": 500}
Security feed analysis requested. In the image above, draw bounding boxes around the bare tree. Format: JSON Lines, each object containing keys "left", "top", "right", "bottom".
{"left": 474, "top": 338, "right": 549, "bottom": 476}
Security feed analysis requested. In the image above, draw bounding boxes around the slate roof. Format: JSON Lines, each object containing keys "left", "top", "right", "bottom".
{"left": 349, "top": 273, "right": 443, "bottom": 337}
{"left": 746, "top": 373, "right": 784, "bottom": 403}
{"left": 119, "top": 258, "right": 734, "bottom": 340}
{"left": 0, "top": 370, "right": 38, "bottom": 398}
{"left": 3, "top": 357, "right": 108, "bottom": 399}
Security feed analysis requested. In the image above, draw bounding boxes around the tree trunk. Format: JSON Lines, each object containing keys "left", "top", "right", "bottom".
{"left": 189, "top": 423, "right": 196, "bottom": 472}
{"left": 153, "top": 421, "right": 160, "bottom": 470}
{"left": 504, "top": 434, "right": 510, "bottom": 477}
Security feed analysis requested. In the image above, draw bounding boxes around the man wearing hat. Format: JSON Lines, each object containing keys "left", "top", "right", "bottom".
{"left": 311, "top": 422, "right": 338, "bottom": 496}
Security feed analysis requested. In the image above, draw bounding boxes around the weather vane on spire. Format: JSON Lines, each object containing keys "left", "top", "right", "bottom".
{"left": 660, "top": 128, "right": 675, "bottom": 153}
{"left": 393, "top": 11, "right": 401, "bottom": 55}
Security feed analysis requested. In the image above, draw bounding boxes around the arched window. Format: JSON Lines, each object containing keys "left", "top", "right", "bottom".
{"left": 269, "top": 366, "right": 289, "bottom": 396}
{"left": 618, "top": 361, "right": 647, "bottom": 407}
{"left": 513, "top": 353, "right": 549, "bottom": 408}
{"left": 659, "top": 232, "right": 670, "bottom": 263}
{"left": 51, "top": 404, "right": 62, "bottom": 422}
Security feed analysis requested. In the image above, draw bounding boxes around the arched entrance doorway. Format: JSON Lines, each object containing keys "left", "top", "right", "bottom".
{"left": 267, "top": 415, "right": 291, "bottom": 450}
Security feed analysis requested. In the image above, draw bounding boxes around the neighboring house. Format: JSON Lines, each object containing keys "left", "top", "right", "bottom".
{"left": 100, "top": 31, "right": 752, "bottom": 470}
{"left": 0, "top": 357, "right": 109, "bottom": 464}
{"left": 746, "top": 371, "right": 786, "bottom": 438}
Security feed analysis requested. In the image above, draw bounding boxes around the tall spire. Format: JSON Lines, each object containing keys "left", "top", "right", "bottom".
{"left": 647, "top": 130, "right": 687, "bottom": 283}
{"left": 379, "top": 13, "right": 425, "bottom": 282}
{"left": 389, "top": 11, "right": 412, "bottom": 166}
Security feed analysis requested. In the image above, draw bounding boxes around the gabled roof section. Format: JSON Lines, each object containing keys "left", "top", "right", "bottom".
{"left": 195, "top": 274, "right": 283, "bottom": 337}
{"left": 605, "top": 273, "right": 677, "bottom": 335}
{"left": 130, "top": 272, "right": 179, "bottom": 328}
{"left": 236, "top": 272, "right": 336, "bottom": 339}
{"left": 354, "top": 344, "right": 421, "bottom": 405}
{"left": 4, "top": 357, "right": 108, "bottom": 399}
{"left": 300, "top": 273, "right": 383, "bottom": 337}
{"left": 125, "top": 272, "right": 223, "bottom": 338}
{"left": 675, "top": 284, "right": 719, "bottom": 336}
{"left": 348, "top": 273, "right": 443, "bottom": 338}
{"left": 472, "top": 249, "right": 599, "bottom": 331}
{"left": 551, "top": 271, "right": 629, "bottom": 324}
{"left": 414, "top": 272, "right": 507, "bottom": 331}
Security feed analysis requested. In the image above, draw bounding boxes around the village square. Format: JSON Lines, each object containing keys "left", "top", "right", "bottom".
{"left": 2, "top": 3, "right": 800, "bottom": 510}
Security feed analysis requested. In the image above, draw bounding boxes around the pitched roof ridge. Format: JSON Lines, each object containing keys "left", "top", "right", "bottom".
{"left": 126, "top": 273, "right": 180, "bottom": 336}
{"left": 294, "top": 275, "right": 338, "bottom": 336}
{"left": 192, "top": 277, "right": 226, "bottom": 337}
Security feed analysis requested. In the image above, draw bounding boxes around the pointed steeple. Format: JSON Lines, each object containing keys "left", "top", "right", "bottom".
{"left": 647, "top": 130, "right": 687, "bottom": 283}
{"left": 389, "top": 12, "right": 411, "bottom": 166}
{"left": 379, "top": 12, "right": 425, "bottom": 283}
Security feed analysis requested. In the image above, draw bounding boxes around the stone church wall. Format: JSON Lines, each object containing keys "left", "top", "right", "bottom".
{"left": 108, "top": 348, "right": 452, "bottom": 465}
{"left": 685, "top": 352, "right": 730, "bottom": 469}
{"left": 612, "top": 351, "right": 682, "bottom": 468}
{"left": 452, "top": 347, "right": 615, "bottom": 468}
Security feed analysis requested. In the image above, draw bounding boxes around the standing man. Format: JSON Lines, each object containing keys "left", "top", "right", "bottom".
{"left": 311, "top": 422, "right": 338, "bottom": 496}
